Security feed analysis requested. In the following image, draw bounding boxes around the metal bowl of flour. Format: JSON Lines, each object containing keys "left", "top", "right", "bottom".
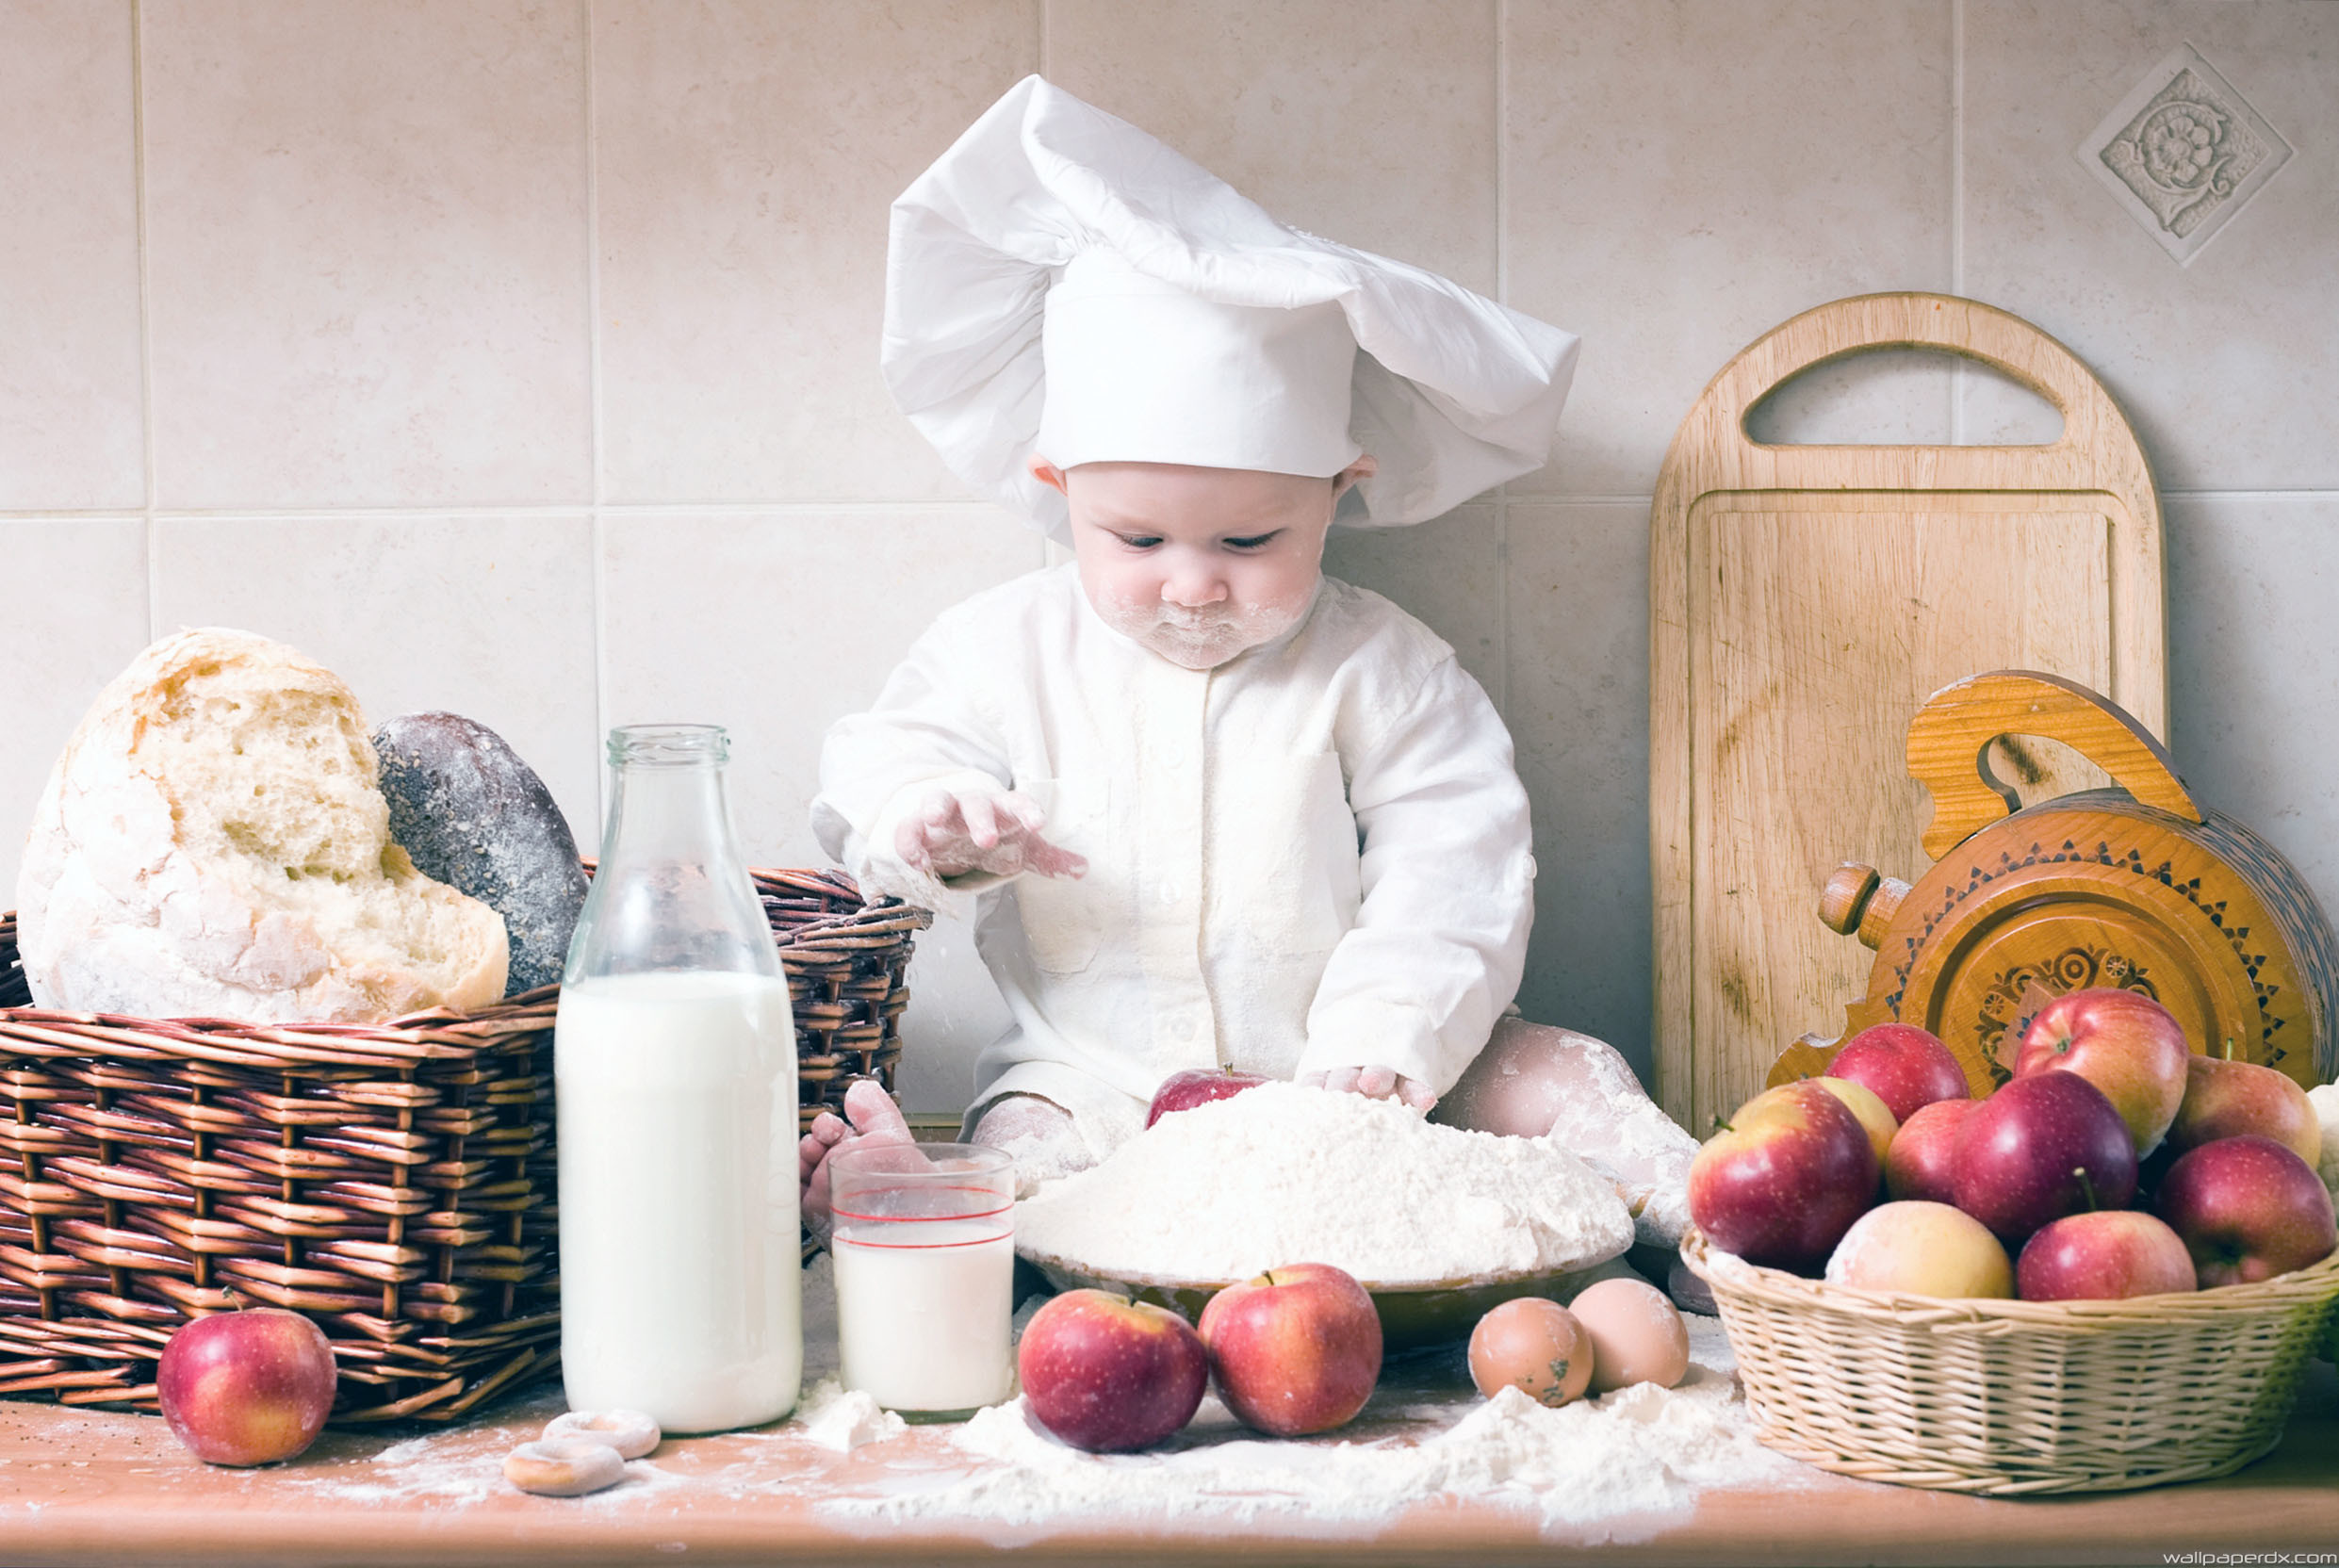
{"left": 1018, "top": 1248, "right": 1639, "bottom": 1348}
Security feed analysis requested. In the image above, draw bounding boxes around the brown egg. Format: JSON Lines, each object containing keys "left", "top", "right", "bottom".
{"left": 1466, "top": 1297, "right": 1592, "bottom": 1408}
{"left": 1570, "top": 1277, "right": 1690, "bottom": 1393}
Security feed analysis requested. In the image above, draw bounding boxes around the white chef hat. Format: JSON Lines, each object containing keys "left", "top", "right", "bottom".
{"left": 882, "top": 75, "right": 1579, "bottom": 540}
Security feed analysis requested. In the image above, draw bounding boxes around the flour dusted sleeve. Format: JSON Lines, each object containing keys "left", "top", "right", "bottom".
{"left": 1296, "top": 655, "right": 1532, "bottom": 1097}
{"left": 810, "top": 609, "right": 1015, "bottom": 913}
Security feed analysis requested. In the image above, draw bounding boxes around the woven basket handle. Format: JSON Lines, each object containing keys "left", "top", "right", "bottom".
{"left": 1907, "top": 670, "right": 2200, "bottom": 860}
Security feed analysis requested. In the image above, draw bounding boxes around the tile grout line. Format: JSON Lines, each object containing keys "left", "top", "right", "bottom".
{"left": 0, "top": 500, "right": 1022, "bottom": 521}
{"left": 584, "top": 0, "right": 611, "bottom": 829}
{"left": 1949, "top": 0, "right": 1967, "bottom": 446}
{"left": 131, "top": 0, "right": 159, "bottom": 641}
{"left": 8, "top": 489, "right": 2330, "bottom": 529}
{"left": 1494, "top": 0, "right": 1509, "bottom": 715}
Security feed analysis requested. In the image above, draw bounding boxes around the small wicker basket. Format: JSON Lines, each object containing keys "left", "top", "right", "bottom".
{"left": 0, "top": 867, "right": 926, "bottom": 1423}
{"left": 1680, "top": 1227, "right": 2339, "bottom": 1495}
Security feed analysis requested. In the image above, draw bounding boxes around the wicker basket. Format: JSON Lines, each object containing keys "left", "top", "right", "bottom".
{"left": 1680, "top": 1227, "right": 2339, "bottom": 1495}
{"left": 0, "top": 867, "right": 926, "bottom": 1423}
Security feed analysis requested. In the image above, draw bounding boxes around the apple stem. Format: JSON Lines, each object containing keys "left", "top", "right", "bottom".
{"left": 1709, "top": 1116, "right": 1733, "bottom": 1135}
{"left": 2073, "top": 1166, "right": 2100, "bottom": 1213}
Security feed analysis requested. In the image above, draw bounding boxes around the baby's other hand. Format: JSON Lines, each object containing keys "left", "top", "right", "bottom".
{"left": 894, "top": 785, "right": 1088, "bottom": 881}
{"left": 1299, "top": 1066, "right": 1436, "bottom": 1113}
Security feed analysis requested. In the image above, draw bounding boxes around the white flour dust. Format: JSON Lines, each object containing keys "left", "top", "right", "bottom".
{"left": 1015, "top": 1082, "right": 1634, "bottom": 1284}
{"left": 815, "top": 1314, "right": 1806, "bottom": 1543}
{"left": 195, "top": 1245, "right": 1813, "bottom": 1544}
{"left": 797, "top": 1380, "right": 908, "bottom": 1452}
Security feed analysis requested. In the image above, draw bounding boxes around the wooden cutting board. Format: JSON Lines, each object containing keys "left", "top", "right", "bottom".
{"left": 1648, "top": 293, "right": 2167, "bottom": 1131}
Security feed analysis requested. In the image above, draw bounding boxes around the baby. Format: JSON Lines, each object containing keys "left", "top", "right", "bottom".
{"left": 798, "top": 76, "right": 1697, "bottom": 1261}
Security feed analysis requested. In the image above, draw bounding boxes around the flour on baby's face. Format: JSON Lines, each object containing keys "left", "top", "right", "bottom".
{"left": 1056, "top": 460, "right": 1347, "bottom": 670}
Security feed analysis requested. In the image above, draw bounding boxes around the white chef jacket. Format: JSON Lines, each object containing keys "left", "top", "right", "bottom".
{"left": 810, "top": 564, "right": 1534, "bottom": 1156}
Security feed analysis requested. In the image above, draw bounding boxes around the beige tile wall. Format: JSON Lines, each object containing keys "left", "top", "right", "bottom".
{"left": 4, "top": 1, "right": 2333, "bottom": 1111}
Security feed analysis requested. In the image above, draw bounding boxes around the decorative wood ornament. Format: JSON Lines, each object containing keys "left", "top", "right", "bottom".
{"left": 1651, "top": 292, "right": 2167, "bottom": 1130}
{"left": 1771, "top": 671, "right": 2339, "bottom": 1098}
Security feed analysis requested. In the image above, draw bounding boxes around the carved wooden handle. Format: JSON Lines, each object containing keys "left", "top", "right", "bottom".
{"left": 1906, "top": 670, "right": 2200, "bottom": 860}
{"left": 1709, "top": 292, "right": 2092, "bottom": 458}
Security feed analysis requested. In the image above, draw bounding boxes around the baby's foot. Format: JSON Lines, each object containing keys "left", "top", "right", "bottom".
{"left": 799, "top": 1078, "right": 917, "bottom": 1239}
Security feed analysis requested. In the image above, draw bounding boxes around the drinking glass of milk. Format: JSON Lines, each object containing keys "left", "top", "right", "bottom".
{"left": 829, "top": 1143, "right": 1016, "bottom": 1420}
{"left": 555, "top": 724, "right": 802, "bottom": 1433}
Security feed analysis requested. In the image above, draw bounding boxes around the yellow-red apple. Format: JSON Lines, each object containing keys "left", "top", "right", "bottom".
{"left": 1885, "top": 1098, "right": 1977, "bottom": 1203}
{"left": 1017, "top": 1289, "right": 1209, "bottom": 1452}
{"left": 1198, "top": 1263, "right": 1382, "bottom": 1437}
{"left": 1687, "top": 1081, "right": 1879, "bottom": 1269}
{"left": 2013, "top": 988, "right": 2191, "bottom": 1155}
{"left": 2154, "top": 1135, "right": 2338, "bottom": 1288}
{"left": 1824, "top": 1200, "right": 2012, "bottom": 1298}
{"left": 1951, "top": 1070, "right": 2137, "bottom": 1243}
{"left": 1826, "top": 1022, "right": 1971, "bottom": 1122}
{"left": 1146, "top": 1068, "right": 1271, "bottom": 1129}
{"left": 2167, "top": 1054, "right": 2322, "bottom": 1167}
{"left": 156, "top": 1309, "right": 337, "bottom": 1466}
{"left": 1812, "top": 1076, "right": 1897, "bottom": 1169}
{"left": 2016, "top": 1210, "right": 2197, "bottom": 1300}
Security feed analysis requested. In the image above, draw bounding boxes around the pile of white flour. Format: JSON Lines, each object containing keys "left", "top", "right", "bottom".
{"left": 1014, "top": 1083, "right": 1634, "bottom": 1283}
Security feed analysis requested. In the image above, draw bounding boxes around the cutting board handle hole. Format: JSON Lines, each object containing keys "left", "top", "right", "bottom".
{"left": 1743, "top": 348, "right": 2066, "bottom": 447}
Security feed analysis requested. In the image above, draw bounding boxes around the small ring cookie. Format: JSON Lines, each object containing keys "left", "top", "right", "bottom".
{"left": 543, "top": 1407, "right": 662, "bottom": 1460}
{"left": 503, "top": 1437, "right": 626, "bottom": 1497}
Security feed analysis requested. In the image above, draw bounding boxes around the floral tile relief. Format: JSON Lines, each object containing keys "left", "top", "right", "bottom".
{"left": 2077, "top": 43, "right": 2293, "bottom": 267}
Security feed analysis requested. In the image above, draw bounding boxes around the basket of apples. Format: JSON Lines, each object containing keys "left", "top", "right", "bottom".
{"left": 1680, "top": 991, "right": 2339, "bottom": 1495}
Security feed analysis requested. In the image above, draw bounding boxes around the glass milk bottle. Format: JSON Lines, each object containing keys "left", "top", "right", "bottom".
{"left": 555, "top": 724, "right": 801, "bottom": 1432}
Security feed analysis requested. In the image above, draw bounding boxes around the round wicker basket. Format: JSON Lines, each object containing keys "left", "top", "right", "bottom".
{"left": 1679, "top": 1227, "right": 2339, "bottom": 1495}
{"left": 0, "top": 867, "right": 926, "bottom": 1423}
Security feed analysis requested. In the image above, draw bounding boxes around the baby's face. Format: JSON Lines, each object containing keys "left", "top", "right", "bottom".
{"left": 1054, "top": 461, "right": 1354, "bottom": 670}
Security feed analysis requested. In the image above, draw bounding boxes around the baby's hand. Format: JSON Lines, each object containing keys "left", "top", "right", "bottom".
{"left": 798, "top": 1078, "right": 920, "bottom": 1241}
{"left": 894, "top": 785, "right": 1088, "bottom": 881}
{"left": 1300, "top": 1065, "right": 1437, "bottom": 1113}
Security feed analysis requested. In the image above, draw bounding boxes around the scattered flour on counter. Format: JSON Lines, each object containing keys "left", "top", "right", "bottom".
{"left": 816, "top": 1356, "right": 1807, "bottom": 1543}
{"left": 1015, "top": 1083, "right": 1633, "bottom": 1283}
{"left": 282, "top": 1423, "right": 517, "bottom": 1508}
{"left": 797, "top": 1380, "right": 908, "bottom": 1452}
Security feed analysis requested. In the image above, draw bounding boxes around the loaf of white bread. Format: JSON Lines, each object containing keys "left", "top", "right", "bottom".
{"left": 14, "top": 629, "right": 510, "bottom": 1022}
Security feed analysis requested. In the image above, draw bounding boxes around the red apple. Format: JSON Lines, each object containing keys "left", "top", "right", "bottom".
{"left": 1811, "top": 1076, "right": 1897, "bottom": 1171}
{"left": 1951, "top": 1070, "right": 2137, "bottom": 1243}
{"left": 1687, "top": 1081, "right": 1879, "bottom": 1270}
{"left": 155, "top": 1309, "right": 337, "bottom": 1466}
{"left": 2167, "top": 1054, "right": 2323, "bottom": 1167}
{"left": 1824, "top": 1200, "right": 2013, "bottom": 1298}
{"left": 1826, "top": 1022, "right": 1971, "bottom": 1123}
{"left": 1017, "top": 1289, "right": 1209, "bottom": 1452}
{"left": 2154, "top": 1135, "right": 2338, "bottom": 1288}
{"left": 1197, "top": 1263, "right": 1382, "bottom": 1437}
{"left": 1146, "top": 1068, "right": 1272, "bottom": 1129}
{"left": 2017, "top": 1210, "right": 2197, "bottom": 1301}
{"left": 2013, "top": 988, "right": 2191, "bottom": 1155}
{"left": 1885, "top": 1098, "right": 1978, "bottom": 1204}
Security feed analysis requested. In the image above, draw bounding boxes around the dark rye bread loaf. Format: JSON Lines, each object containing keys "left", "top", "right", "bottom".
{"left": 373, "top": 713, "right": 589, "bottom": 996}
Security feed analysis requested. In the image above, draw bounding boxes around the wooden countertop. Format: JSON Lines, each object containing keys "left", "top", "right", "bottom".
{"left": 1, "top": 1341, "right": 2332, "bottom": 1567}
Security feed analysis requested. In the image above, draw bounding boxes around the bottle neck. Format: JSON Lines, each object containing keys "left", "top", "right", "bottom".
{"left": 600, "top": 761, "right": 742, "bottom": 869}
{"left": 569, "top": 726, "right": 782, "bottom": 983}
